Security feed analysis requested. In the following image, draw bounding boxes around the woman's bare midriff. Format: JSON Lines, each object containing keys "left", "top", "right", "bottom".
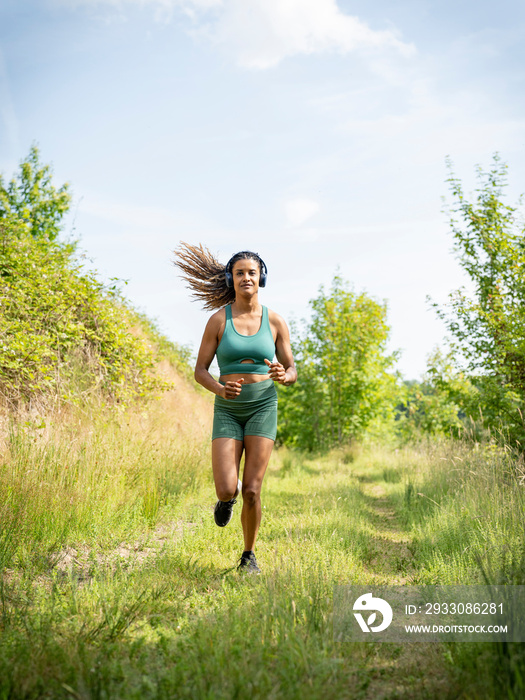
{"left": 220, "top": 374, "right": 272, "bottom": 384}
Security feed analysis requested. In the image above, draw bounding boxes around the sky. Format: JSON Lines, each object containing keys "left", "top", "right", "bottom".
{"left": 1, "top": 0, "right": 525, "bottom": 379}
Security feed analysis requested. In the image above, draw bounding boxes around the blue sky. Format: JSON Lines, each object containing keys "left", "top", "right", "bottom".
{"left": 1, "top": 0, "right": 525, "bottom": 379}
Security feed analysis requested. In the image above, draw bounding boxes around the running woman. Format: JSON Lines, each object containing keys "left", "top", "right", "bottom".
{"left": 174, "top": 243, "right": 297, "bottom": 574}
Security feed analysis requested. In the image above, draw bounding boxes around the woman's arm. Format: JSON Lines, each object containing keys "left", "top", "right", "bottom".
{"left": 194, "top": 312, "right": 244, "bottom": 399}
{"left": 266, "top": 312, "right": 297, "bottom": 386}
{"left": 194, "top": 314, "right": 226, "bottom": 396}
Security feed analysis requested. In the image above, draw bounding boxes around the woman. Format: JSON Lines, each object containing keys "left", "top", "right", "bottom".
{"left": 175, "top": 243, "right": 297, "bottom": 574}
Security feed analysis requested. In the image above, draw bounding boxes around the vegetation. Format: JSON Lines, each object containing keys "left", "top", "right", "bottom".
{"left": 0, "top": 217, "right": 169, "bottom": 405}
{"left": 1, "top": 147, "right": 525, "bottom": 697}
{"left": 0, "top": 144, "right": 71, "bottom": 241}
{"left": 395, "top": 348, "right": 477, "bottom": 438}
{"left": 0, "top": 418, "right": 522, "bottom": 698}
{"left": 278, "top": 276, "right": 397, "bottom": 451}
{"left": 433, "top": 155, "right": 525, "bottom": 448}
{"left": 0, "top": 148, "right": 188, "bottom": 407}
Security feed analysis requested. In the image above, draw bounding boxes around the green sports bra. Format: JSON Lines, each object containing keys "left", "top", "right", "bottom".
{"left": 216, "top": 305, "right": 276, "bottom": 375}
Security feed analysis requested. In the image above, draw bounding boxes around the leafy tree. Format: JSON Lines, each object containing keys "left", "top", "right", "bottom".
{"left": 434, "top": 155, "right": 525, "bottom": 446}
{"left": 278, "top": 275, "right": 397, "bottom": 451}
{"left": 0, "top": 145, "right": 71, "bottom": 240}
{"left": 395, "top": 348, "right": 477, "bottom": 438}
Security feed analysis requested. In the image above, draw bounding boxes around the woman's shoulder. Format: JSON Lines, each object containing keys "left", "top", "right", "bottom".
{"left": 211, "top": 305, "right": 228, "bottom": 321}
{"left": 204, "top": 306, "right": 227, "bottom": 333}
{"left": 266, "top": 307, "right": 288, "bottom": 332}
{"left": 204, "top": 307, "right": 226, "bottom": 340}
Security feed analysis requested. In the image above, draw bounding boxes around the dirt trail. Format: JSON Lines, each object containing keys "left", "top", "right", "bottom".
{"left": 359, "top": 479, "right": 415, "bottom": 585}
{"left": 48, "top": 520, "right": 198, "bottom": 582}
{"left": 353, "top": 473, "right": 457, "bottom": 700}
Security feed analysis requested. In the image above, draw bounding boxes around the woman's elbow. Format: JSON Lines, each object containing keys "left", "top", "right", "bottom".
{"left": 194, "top": 365, "right": 207, "bottom": 385}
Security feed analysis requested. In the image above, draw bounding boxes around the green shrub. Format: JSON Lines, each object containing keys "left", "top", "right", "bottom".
{"left": 0, "top": 216, "right": 169, "bottom": 405}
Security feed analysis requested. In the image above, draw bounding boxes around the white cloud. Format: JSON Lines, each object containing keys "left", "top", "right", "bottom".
{"left": 55, "top": 0, "right": 414, "bottom": 68}
{"left": 285, "top": 197, "right": 320, "bottom": 227}
{"left": 207, "top": 0, "right": 415, "bottom": 69}
{"left": 191, "top": 0, "right": 415, "bottom": 69}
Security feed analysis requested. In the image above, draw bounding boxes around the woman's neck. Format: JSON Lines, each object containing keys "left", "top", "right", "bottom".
{"left": 233, "top": 295, "right": 260, "bottom": 314}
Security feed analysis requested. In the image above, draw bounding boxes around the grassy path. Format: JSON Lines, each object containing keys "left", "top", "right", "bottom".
{"left": 1, "top": 430, "right": 487, "bottom": 699}
{"left": 348, "top": 461, "right": 454, "bottom": 698}
{"left": 355, "top": 475, "right": 413, "bottom": 585}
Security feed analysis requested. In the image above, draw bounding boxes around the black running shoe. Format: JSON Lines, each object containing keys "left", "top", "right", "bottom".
{"left": 213, "top": 498, "right": 237, "bottom": 527}
{"left": 237, "top": 551, "right": 261, "bottom": 575}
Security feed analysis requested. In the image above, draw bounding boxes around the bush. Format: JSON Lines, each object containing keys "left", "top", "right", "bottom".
{"left": 0, "top": 216, "right": 168, "bottom": 406}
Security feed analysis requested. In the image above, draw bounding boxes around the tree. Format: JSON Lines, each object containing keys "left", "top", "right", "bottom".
{"left": 434, "top": 155, "right": 525, "bottom": 446}
{"left": 395, "top": 348, "right": 477, "bottom": 438}
{"left": 0, "top": 145, "right": 71, "bottom": 240}
{"left": 278, "top": 275, "right": 397, "bottom": 451}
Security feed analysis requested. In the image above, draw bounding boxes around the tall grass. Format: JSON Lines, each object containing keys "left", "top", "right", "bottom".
{"left": 1, "top": 402, "right": 524, "bottom": 698}
{"left": 0, "top": 405, "right": 209, "bottom": 573}
{"left": 361, "top": 437, "right": 525, "bottom": 698}
{"left": 0, "top": 407, "right": 457, "bottom": 699}
{"left": 389, "top": 438, "right": 525, "bottom": 586}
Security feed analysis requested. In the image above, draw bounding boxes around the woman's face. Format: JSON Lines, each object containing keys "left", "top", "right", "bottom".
{"left": 232, "top": 258, "right": 260, "bottom": 294}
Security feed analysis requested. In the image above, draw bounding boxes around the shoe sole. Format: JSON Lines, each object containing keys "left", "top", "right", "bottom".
{"left": 234, "top": 478, "right": 242, "bottom": 498}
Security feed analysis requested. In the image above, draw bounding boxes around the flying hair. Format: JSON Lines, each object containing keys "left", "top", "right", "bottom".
{"left": 173, "top": 243, "right": 266, "bottom": 310}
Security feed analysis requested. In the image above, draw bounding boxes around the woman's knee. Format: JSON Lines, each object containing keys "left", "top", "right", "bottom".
{"left": 241, "top": 483, "right": 261, "bottom": 505}
{"left": 216, "top": 483, "right": 238, "bottom": 501}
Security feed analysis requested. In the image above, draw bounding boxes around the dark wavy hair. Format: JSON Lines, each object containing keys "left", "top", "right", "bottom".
{"left": 173, "top": 242, "right": 264, "bottom": 311}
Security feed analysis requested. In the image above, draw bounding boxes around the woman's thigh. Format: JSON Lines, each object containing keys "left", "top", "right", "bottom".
{"left": 212, "top": 437, "right": 244, "bottom": 499}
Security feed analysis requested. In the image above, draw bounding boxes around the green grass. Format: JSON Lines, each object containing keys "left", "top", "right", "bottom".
{"left": 1, "top": 408, "right": 524, "bottom": 698}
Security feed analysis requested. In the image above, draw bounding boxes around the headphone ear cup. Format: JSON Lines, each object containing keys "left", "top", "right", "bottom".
{"left": 259, "top": 261, "right": 267, "bottom": 287}
{"left": 225, "top": 271, "right": 233, "bottom": 288}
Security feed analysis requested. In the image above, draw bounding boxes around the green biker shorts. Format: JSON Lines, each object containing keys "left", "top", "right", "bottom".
{"left": 212, "top": 380, "right": 278, "bottom": 441}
